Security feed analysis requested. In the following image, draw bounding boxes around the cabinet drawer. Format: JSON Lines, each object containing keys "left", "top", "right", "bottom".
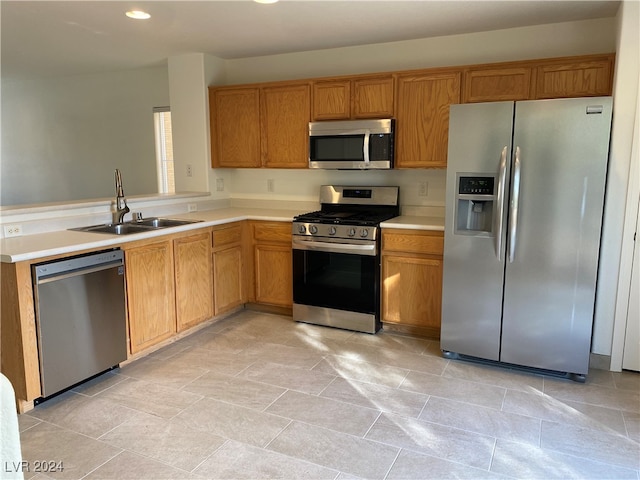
{"left": 212, "top": 224, "right": 242, "bottom": 248}
{"left": 382, "top": 230, "right": 444, "bottom": 255}
{"left": 252, "top": 222, "right": 291, "bottom": 243}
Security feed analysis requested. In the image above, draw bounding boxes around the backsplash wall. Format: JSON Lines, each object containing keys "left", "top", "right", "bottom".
{"left": 226, "top": 168, "right": 446, "bottom": 215}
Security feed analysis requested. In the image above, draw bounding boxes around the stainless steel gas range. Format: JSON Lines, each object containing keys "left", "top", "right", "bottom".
{"left": 292, "top": 185, "right": 400, "bottom": 334}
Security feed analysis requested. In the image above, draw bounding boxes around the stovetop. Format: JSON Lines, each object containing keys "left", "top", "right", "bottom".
{"left": 292, "top": 186, "right": 400, "bottom": 241}
{"left": 293, "top": 208, "right": 398, "bottom": 227}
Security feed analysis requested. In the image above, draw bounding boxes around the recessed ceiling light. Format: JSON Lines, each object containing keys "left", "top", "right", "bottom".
{"left": 254, "top": 0, "right": 279, "bottom": 4}
{"left": 125, "top": 10, "right": 151, "bottom": 20}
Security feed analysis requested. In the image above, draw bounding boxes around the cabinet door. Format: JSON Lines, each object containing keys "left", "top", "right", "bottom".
{"left": 125, "top": 241, "right": 176, "bottom": 354}
{"left": 254, "top": 243, "right": 292, "bottom": 307}
{"left": 395, "top": 71, "right": 461, "bottom": 168}
{"left": 463, "top": 67, "right": 532, "bottom": 103}
{"left": 210, "top": 87, "right": 261, "bottom": 168}
{"left": 174, "top": 232, "right": 213, "bottom": 331}
{"left": 534, "top": 57, "right": 613, "bottom": 99}
{"left": 381, "top": 254, "right": 443, "bottom": 337}
{"left": 312, "top": 80, "right": 351, "bottom": 120}
{"left": 260, "top": 83, "right": 311, "bottom": 168}
{"left": 353, "top": 75, "right": 394, "bottom": 118}
{"left": 212, "top": 245, "right": 244, "bottom": 315}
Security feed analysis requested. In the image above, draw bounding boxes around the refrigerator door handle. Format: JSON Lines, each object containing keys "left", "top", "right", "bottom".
{"left": 508, "top": 146, "right": 522, "bottom": 263}
{"left": 494, "top": 146, "right": 508, "bottom": 261}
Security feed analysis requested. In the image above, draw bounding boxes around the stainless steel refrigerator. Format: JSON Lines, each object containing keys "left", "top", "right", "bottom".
{"left": 440, "top": 97, "right": 613, "bottom": 381}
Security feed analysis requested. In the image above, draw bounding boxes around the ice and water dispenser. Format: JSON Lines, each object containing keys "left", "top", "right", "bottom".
{"left": 454, "top": 175, "right": 496, "bottom": 235}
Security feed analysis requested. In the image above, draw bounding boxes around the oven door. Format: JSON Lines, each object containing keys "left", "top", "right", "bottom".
{"left": 292, "top": 237, "right": 379, "bottom": 316}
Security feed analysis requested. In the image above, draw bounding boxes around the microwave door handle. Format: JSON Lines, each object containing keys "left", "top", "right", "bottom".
{"left": 363, "top": 130, "right": 370, "bottom": 165}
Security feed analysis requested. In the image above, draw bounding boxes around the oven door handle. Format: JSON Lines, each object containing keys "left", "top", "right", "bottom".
{"left": 292, "top": 238, "right": 377, "bottom": 256}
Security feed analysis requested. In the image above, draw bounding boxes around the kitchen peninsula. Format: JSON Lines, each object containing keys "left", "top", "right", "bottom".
{"left": 1, "top": 201, "right": 443, "bottom": 412}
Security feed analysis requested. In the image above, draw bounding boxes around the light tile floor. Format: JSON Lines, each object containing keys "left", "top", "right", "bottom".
{"left": 17, "top": 310, "right": 640, "bottom": 479}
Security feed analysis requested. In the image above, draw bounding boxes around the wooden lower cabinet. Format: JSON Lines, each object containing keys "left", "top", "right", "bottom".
{"left": 174, "top": 231, "right": 213, "bottom": 331}
{"left": 381, "top": 229, "right": 444, "bottom": 339}
{"left": 124, "top": 239, "right": 176, "bottom": 354}
{"left": 1, "top": 261, "right": 41, "bottom": 410}
{"left": 250, "top": 221, "right": 292, "bottom": 308}
{"left": 125, "top": 229, "right": 214, "bottom": 354}
{"left": 212, "top": 223, "right": 245, "bottom": 315}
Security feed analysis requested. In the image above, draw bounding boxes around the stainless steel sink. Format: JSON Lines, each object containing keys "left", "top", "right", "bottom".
{"left": 80, "top": 223, "right": 155, "bottom": 235}
{"left": 71, "top": 218, "right": 202, "bottom": 235}
{"left": 133, "top": 218, "right": 199, "bottom": 228}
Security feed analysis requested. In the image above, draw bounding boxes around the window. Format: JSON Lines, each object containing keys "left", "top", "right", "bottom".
{"left": 153, "top": 107, "right": 175, "bottom": 194}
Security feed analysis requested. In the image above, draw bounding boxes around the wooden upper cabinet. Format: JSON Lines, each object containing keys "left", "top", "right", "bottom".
{"left": 209, "top": 87, "right": 261, "bottom": 168}
{"left": 312, "top": 80, "right": 351, "bottom": 120}
{"left": 209, "top": 54, "right": 613, "bottom": 169}
{"left": 353, "top": 75, "right": 394, "bottom": 118}
{"left": 394, "top": 70, "right": 461, "bottom": 168}
{"left": 260, "top": 83, "right": 311, "bottom": 168}
{"left": 534, "top": 56, "right": 614, "bottom": 99}
{"left": 463, "top": 66, "right": 533, "bottom": 103}
{"left": 312, "top": 75, "right": 394, "bottom": 120}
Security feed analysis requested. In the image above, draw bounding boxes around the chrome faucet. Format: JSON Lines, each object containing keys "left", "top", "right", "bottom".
{"left": 113, "top": 169, "right": 130, "bottom": 224}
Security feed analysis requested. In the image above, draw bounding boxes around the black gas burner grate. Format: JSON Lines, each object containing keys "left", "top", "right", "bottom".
{"left": 294, "top": 209, "right": 398, "bottom": 226}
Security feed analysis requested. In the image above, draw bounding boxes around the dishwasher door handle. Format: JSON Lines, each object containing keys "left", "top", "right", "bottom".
{"left": 36, "top": 262, "right": 124, "bottom": 285}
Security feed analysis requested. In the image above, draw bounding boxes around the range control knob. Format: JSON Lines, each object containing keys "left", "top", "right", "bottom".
{"left": 347, "top": 227, "right": 356, "bottom": 237}
{"left": 328, "top": 226, "right": 337, "bottom": 235}
{"left": 360, "top": 229, "right": 369, "bottom": 238}
{"left": 309, "top": 225, "right": 318, "bottom": 234}
{"left": 298, "top": 224, "right": 307, "bottom": 234}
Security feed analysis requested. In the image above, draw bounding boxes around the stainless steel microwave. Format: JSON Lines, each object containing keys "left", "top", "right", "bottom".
{"left": 308, "top": 119, "right": 395, "bottom": 169}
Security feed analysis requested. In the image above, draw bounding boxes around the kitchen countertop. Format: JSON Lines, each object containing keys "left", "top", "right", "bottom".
{"left": 0, "top": 208, "right": 445, "bottom": 263}
{"left": 380, "top": 215, "right": 445, "bottom": 231}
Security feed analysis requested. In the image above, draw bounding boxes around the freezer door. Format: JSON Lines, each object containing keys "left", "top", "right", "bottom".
{"left": 501, "top": 97, "right": 612, "bottom": 375}
{"left": 441, "top": 102, "right": 514, "bottom": 360}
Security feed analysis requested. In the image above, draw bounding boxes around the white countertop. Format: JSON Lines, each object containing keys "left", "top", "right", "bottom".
{"left": 0, "top": 208, "right": 445, "bottom": 263}
{"left": 0, "top": 207, "right": 304, "bottom": 263}
{"left": 380, "top": 215, "right": 445, "bottom": 231}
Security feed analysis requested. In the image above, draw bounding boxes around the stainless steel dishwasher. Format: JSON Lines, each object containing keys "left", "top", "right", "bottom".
{"left": 32, "top": 249, "right": 127, "bottom": 398}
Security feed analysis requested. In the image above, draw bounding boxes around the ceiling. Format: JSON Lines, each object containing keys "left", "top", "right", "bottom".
{"left": 1, "top": 0, "right": 621, "bottom": 80}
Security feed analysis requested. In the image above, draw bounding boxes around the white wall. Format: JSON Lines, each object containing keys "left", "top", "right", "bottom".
{"left": 1, "top": 66, "right": 169, "bottom": 205}
{"left": 227, "top": 168, "right": 446, "bottom": 215}
{"left": 224, "top": 17, "right": 617, "bottom": 84}
{"left": 169, "top": 54, "right": 230, "bottom": 195}
{"left": 597, "top": 0, "right": 640, "bottom": 360}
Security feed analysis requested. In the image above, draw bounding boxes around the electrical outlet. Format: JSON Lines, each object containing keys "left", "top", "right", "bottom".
{"left": 4, "top": 224, "right": 23, "bottom": 237}
{"left": 418, "top": 181, "right": 428, "bottom": 197}
{"left": 187, "top": 203, "right": 198, "bottom": 213}
{"left": 267, "top": 179, "right": 275, "bottom": 193}
{"left": 186, "top": 164, "right": 193, "bottom": 177}
{"left": 216, "top": 178, "right": 225, "bottom": 192}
